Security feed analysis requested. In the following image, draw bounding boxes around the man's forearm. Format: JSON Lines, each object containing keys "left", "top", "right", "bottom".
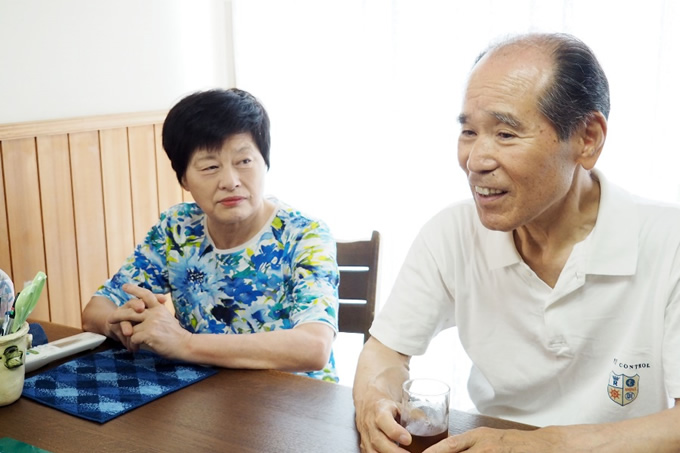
{"left": 353, "top": 337, "right": 414, "bottom": 452}
{"left": 353, "top": 337, "right": 411, "bottom": 407}
{"left": 549, "top": 402, "right": 680, "bottom": 452}
{"left": 436, "top": 400, "right": 680, "bottom": 452}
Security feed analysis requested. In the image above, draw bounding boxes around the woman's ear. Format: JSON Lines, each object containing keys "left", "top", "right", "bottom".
{"left": 578, "top": 111, "right": 607, "bottom": 170}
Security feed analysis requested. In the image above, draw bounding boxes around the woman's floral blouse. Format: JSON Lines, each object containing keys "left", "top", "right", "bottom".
{"left": 96, "top": 200, "right": 339, "bottom": 382}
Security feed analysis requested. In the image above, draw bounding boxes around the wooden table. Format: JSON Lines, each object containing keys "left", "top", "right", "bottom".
{"left": 0, "top": 323, "right": 535, "bottom": 452}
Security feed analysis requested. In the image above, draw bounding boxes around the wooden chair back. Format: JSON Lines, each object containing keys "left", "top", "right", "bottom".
{"left": 336, "top": 231, "right": 380, "bottom": 343}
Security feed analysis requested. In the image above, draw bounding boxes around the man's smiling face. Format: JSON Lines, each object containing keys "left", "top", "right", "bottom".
{"left": 457, "top": 45, "right": 584, "bottom": 232}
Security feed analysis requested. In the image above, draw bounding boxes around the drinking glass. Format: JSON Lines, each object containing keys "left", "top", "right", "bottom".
{"left": 400, "top": 378, "right": 450, "bottom": 453}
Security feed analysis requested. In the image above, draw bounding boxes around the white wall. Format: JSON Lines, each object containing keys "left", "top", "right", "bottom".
{"left": 0, "top": 0, "right": 234, "bottom": 124}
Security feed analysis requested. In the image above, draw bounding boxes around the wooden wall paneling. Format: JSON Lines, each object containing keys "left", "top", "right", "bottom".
{"left": 0, "top": 112, "right": 170, "bottom": 321}
{"left": 154, "top": 124, "right": 183, "bottom": 214}
{"left": 153, "top": 122, "right": 179, "bottom": 314}
{"left": 1, "top": 138, "right": 50, "bottom": 321}
{"left": 0, "top": 145, "right": 12, "bottom": 278}
{"left": 128, "top": 125, "right": 160, "bottom": 244}
{"left": 69, "top": 131, "right": 109, "bottom": 311}
{"left": 0, "top": 111, "right": 168, "bottom": 142}
{"left": 36, "top": 134, "right": 82, "bottom": 328}
{"left": 100, "top": 128, "right": 135, "bottom": 275}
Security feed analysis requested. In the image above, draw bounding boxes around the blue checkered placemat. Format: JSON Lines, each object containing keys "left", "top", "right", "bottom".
{"left": 22, "top": 348, "right": 217, "bottom": 423}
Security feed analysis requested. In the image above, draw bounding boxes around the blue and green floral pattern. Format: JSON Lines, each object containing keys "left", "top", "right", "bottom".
{"left": 96, "top": 200, "right": 339, "bottom": 382}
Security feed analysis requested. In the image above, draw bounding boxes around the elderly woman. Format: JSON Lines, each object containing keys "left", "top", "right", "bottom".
{"left": 82, "top": 89, "right": 339, "bottom": 382}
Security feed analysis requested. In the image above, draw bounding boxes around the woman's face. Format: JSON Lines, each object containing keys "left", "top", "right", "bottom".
{"left": 182, "top": 132, "right": 269, "bottom": 241}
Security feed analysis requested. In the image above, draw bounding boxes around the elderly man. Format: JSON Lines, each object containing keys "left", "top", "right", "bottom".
{"left": 353, "top": 33, "right": 680, "bottom": 452}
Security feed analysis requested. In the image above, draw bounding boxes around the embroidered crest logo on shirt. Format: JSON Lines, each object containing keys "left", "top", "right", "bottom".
{"left": 607, "top": 372, "right": 639, "bottom": 406}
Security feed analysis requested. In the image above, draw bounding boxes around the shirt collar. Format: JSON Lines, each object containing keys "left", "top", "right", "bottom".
{"left": 483, "top": 226, "right": 521, "bottom": 270}
{"left": 582, "top": 169, "right": 638, "bottom": 275}
{"left": 483, "top": 169, "right": 638, "bottom": 275}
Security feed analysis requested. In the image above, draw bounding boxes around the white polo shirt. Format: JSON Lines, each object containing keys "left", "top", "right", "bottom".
{"left": 370, "top": 170, "right": 680, "bottom": 427}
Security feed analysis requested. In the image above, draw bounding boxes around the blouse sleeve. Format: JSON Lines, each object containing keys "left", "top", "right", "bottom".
{"left": 287, "top": 219, "right": 340, "bottom": 332}
{"left": 94, "top": 213, "right": 172, "bottom": 307}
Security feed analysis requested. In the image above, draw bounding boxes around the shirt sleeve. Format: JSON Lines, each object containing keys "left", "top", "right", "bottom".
{"left": 370, "top": 219, "right": 456, "bottom": 356}
{"left": 94, "top": 215, "right": 172, "bottom": 307}
{"left": 287, "top": 219, "right": 339, "bottom": 332}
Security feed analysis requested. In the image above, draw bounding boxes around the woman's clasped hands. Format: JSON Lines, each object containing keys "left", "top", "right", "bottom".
{"left": 106, "top": 283, "right": 192, "bottom": 359}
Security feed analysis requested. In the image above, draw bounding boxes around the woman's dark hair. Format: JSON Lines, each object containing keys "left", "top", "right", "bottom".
{"left": 162, "top": 88, "right": 270, "bottom": 183}
{"left": 476, "top": 33, "right": 610, "bottom": 141}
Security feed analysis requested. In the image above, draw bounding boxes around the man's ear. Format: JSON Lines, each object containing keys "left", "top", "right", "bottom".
{"left": 578, "top": 111, "right": 607, "bottom": 170}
